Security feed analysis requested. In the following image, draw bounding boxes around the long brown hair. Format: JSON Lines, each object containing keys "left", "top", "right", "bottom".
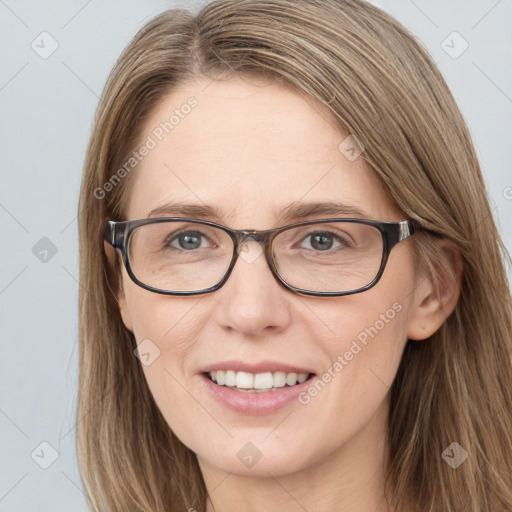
{"left": 77, "top": 1, "right": 512, "bottom": 510}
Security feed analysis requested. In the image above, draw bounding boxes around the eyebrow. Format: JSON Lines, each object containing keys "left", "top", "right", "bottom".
{"left": 147, "top": 201, "right": 369, "bottom": 223}
{"left": 278, "top": 201, "right": 368, "bottom": 222}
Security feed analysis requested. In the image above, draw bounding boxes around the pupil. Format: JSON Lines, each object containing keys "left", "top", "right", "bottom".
{"left": 180, "top": 233, "right": 200, "bottom": 249}
{"left": 311, "top": 233, "right": 332, "bottom": 250}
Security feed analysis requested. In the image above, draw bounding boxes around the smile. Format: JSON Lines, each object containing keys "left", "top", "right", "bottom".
{"left": 207, "top": 370, "right": 311, "bottom": 392}
{"left": 200, "top": 363, "right": 316, "bottom": 414}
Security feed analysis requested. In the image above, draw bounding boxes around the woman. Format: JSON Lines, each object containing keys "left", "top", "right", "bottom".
{"left": 77, "top": 0, "right": 512, "bottom": 510}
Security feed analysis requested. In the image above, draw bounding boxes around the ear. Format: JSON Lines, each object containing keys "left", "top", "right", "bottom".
{"left": 407, "top": 238, "right": 463, "bottom": 341}
{"left": 104, "top": 240, "right": 134, "bottom": 333}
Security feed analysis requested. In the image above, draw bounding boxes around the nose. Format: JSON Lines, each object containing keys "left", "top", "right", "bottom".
{"left": 213, "top": 239, "right": 293, "bottom": 337}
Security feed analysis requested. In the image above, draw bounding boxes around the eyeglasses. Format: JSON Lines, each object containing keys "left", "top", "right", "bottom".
{"left": 104, "top": 217, "right": 416, "bottom": 297}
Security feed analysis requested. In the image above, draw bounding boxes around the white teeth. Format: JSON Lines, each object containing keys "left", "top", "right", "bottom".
{"left": 216, "top": 371, "right": 225, "bottom": 385}
{"left": 253, "top": 372, "right": 273, "bottom": 389}
{"left": 286, "top": 372, "right": 298, "bottom": 386}
{"left": 225, "top": 370, "right": 236, "bottom": 387}
{"left": 273, "top": 371, "right": 287, "bottom": 388}
{"left": 297, "top": 373, "right": 308, "bottom": 384}
{"left": 209, "top": 370, "right": 310, "bottom": 390}
{"left": 236, "top": 371, "right": 254, "bottom": 389}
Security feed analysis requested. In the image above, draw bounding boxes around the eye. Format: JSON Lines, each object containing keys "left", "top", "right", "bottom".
{"left": 166, "top": 230, "right": 211, "bottom": 251}
{"left": 300, "top": 231, "right": 350, "bottom": 251}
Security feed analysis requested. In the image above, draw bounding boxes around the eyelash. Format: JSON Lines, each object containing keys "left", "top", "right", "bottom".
{"left": 298, "top": 230, "right": 353, "bottom": 251}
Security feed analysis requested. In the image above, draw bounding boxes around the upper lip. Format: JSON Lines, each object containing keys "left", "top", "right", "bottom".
{"left": 200, "top": 360, "right": 315, "bottom": 375}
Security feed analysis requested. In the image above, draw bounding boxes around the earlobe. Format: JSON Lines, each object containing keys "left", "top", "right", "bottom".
{"left": 103, "top": 240, "right": 134, "bottom": 333}
{"left": 407, "top": 238, "right": 463, "bottom": 341}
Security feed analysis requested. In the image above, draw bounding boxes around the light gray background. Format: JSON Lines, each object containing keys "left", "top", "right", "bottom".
{"left": 0, "top": 0, "right": 510, "bottom": 510}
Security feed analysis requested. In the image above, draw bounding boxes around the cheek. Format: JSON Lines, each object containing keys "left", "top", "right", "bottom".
{"left": 297, "top": 246, "right": 412, "bottom": 422}
{"left": 122, "top": 286, "right": 207, "bottom": 423}
{"left": 123, "top": 277, "right": 202, "bottom": 345}
{"left": 305, "top": 298, "right": 408, "bottom": 410}
{"left": 309, "top": 265, "right": 413, "bottom": 453}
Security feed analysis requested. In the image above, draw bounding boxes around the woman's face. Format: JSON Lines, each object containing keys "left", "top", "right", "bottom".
{"left": 116, "top": 75, "right": 424, "bottom": 479}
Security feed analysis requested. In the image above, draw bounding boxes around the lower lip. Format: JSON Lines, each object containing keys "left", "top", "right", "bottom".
{"left": 199, "top": 373, "right": 315, "bottom": 415}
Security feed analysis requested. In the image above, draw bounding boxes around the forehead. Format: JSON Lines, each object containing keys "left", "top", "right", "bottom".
{"left": 124, "top": 76, "right": 400, "bottom": 226}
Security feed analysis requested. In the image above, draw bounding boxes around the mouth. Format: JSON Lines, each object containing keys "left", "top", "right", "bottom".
{"left": 205, "top": 370, "right": 315, "bottom": 393}
{"left": 199, "top": 361, "right": 317, "bottom": 414}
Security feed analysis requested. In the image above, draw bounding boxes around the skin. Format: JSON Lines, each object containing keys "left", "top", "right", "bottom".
{"left": 113, "top": 75, "right": 461, "bottom": 512}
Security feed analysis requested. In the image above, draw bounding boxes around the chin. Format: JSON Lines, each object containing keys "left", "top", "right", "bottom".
{"left": 192, "top": 430, "right": 321, "bottom": 478}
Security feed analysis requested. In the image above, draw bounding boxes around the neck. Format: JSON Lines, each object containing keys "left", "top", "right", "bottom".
{"left": 200, "top": 397, "right": 392, "bottom": 512}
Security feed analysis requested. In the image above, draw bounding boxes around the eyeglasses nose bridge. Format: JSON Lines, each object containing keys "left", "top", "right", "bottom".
{"left": 229, "top": 230, "right": 279, "bottom": 273}
{"left": 232, "top": 229, "right": 269, "bottom": 253}
{"left": 234, "top": 229, "right": 267, "bottom": 243}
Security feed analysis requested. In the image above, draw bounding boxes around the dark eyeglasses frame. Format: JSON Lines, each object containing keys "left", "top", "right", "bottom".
{"left": 104, "top": 217, "right": 417, "bottom": 297}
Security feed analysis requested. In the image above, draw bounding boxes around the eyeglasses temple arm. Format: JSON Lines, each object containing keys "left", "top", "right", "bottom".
{"left": 398, "top": 220, "right": 415, "bottom": 242}
{"left": 103, "top": 220, "right": 117, "bottom": 247}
